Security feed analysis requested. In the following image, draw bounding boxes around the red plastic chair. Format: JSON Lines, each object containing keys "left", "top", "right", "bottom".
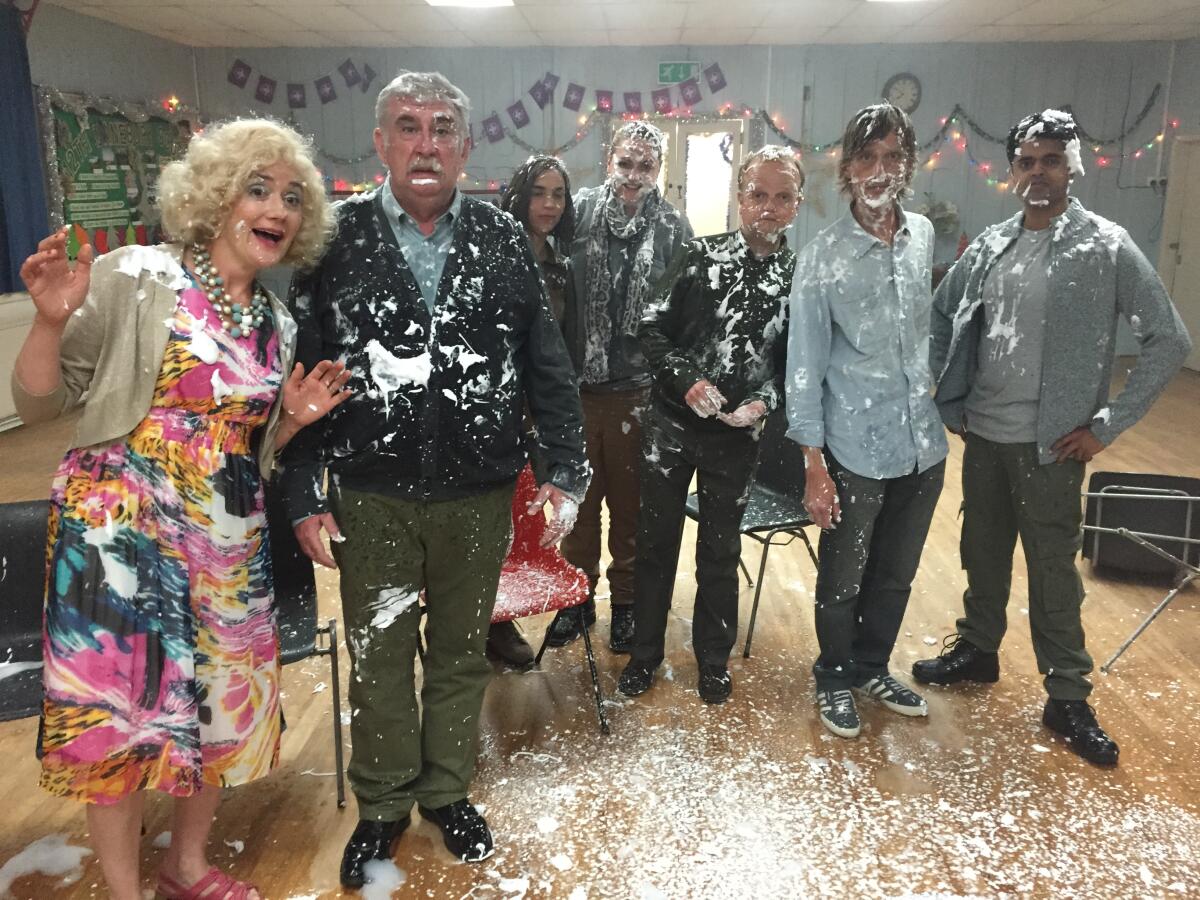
{"left": 495, "top": 465, "right": 609, "bottom": 734}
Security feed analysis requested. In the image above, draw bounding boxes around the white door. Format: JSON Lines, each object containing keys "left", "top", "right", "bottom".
{"left": 1158, "top": 135, "right": 1200, "bottom": 372}
{"left": 661, "top": 121, "right": 744, "bottom": 238}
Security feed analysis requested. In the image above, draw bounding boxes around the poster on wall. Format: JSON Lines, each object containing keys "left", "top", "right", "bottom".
{"left": 37, "top": 87, "right": 193, "bottom": 258}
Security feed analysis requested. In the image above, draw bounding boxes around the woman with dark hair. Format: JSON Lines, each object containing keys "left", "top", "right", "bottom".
{"left": 500, "top": 154, "right": 576, "bottom": 327}
{"left": 484, "top": 155, "right": 581, "bottom": 669}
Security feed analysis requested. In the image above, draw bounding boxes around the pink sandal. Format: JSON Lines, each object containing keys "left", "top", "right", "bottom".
{"left": 156, "top": 866, "right": 260, "bottom": 900}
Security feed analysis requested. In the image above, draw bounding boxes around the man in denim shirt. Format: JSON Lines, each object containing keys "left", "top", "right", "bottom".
{"left": 786, "top": 104, "right": 948, "bottom": 739}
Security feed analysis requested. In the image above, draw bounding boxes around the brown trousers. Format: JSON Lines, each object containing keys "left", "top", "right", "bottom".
{"left": 561, "top": 387, "right": 648, "bottom": 607}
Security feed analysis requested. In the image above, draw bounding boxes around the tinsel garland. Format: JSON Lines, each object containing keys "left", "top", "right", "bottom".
{"left": 760, "top": 84, "right": 1163, "bottom": 152}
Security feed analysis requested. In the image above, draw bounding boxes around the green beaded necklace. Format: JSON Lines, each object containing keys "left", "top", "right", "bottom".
{"left": 190, "top": 244, "right": 269, "bottom": 339}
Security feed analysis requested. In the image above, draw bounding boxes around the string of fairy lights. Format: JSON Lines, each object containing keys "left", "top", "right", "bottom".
{"left": 304, "top": 84, "right": 1171, "bottom": 194}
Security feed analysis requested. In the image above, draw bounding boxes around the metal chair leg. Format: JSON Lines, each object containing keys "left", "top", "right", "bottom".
{"left": 534, "top": 617, "right": 553, "bottom": 667}
{"left": 738, "top": 556, "right": 754, "bottom": 587}
{"left": 1101, "top": 570, "right": 1197, "bottom": 672}
{"left": 743, "top": 528, "right": 783, "bottom": 658}
{"left": 317, "top": 619, "right": 347, "bottom": 809}
{"left": 799, "top": 529, "right": 819, "bottom": 567}
{"left": 578, "top": 616, "right": 610, "bottom": 735}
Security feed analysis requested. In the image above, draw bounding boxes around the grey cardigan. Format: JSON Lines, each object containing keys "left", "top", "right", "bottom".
{"left": 10, "top": 243, "right": 297, "bottom": 475}
{"left": 930, "top": 198, "right": 1191, "bottom": 463}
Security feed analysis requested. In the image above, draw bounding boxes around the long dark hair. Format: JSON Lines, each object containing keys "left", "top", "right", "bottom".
{"left": 836, "top": 103, "right": 918, "bottom": 196}
{"left": 500, "top": 155, "right": 575, "bottom": 248}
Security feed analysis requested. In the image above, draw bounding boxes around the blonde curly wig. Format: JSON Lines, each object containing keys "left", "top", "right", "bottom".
{"left": 157, "top": 118, "right": 333, "bottom": 268}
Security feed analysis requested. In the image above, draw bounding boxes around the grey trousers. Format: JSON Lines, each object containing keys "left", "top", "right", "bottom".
{"left": 813, "top": 455, "right": 945, "bottom": 691}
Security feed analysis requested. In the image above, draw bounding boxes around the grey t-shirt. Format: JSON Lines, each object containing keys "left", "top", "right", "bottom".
{"left": 965, "top": 225, "right": 1053, "bottom": 443}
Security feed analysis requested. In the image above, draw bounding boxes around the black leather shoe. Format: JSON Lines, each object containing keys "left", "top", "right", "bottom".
{"left": 1043, "top": 699, "right": 1119, "bottom": 766}
{"left": 618, "top": 659, "right": 656, "bottom": 696}
{"left": 609, "top": 604, "right": 635, "bottom": 653}
{"left": 545, "top": 599, "right": 596, "bottom": 648}
{"left": 912, "top": 634, "right": 1000, "bottom": 685}
{"left": 418, "top": 799, "right": 494, "bottom": 862}
{"left": 485, "top": 620, "right": 535, "bottom": 670}
{"left": 698, "top": 665, "right": 732, "bottom": 704}
{"left": 340, "top": 816, "right": 411, "bottom": 888}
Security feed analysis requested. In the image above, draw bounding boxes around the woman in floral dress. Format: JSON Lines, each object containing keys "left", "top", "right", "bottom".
{"left": 13, "top": 119, "right": 349, "bottom": 900}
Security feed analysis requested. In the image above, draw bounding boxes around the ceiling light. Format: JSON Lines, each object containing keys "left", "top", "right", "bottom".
{"left": 425, "top": 0, "right": 513, "bottom": 7}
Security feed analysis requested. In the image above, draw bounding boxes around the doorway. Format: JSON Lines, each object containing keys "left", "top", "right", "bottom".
{"left": 1159, "top": 135, "right": 1200, "bottom": 372}
{"left": 660, "top": 120, "right": 745, "bottom": 238}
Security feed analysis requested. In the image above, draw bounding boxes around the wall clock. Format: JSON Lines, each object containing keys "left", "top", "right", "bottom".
{"left": 882, "top": 72, "right": 922, "bottom": 114}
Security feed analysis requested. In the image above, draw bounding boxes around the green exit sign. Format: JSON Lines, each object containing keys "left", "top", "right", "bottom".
{"left": 658, "top": 61, "right": 700, "bottom": 85}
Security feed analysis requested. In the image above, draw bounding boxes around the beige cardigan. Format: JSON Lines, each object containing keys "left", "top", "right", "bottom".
{"left": 10, "top": 243, "right": 297, "bottom": 476}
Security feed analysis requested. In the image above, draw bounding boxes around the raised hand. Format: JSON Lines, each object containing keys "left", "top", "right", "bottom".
{"left": 282, "top": 360, "right": 353, "bottom": 429}
{"left": 20, "top": 228, "right": 94, "bottom": 329}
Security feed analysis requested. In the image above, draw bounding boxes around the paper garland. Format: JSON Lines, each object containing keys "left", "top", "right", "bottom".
{"left": 227, "top": 56, "right": 378, "bottom": 107}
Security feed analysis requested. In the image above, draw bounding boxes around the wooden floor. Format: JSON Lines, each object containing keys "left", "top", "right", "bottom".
{"left": 1, "top": 365, "right": 1199, "bottom": 899}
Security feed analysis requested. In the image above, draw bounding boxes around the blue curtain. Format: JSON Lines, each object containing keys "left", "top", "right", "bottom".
{"left": 0, "top": 5, "right": 50, "bottom": 293}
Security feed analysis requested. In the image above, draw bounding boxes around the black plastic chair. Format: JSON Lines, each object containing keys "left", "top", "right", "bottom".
{"left": 0, "top": 493, "right": 346, "bottom": 807}
{"left": 684, "top": 410, "right": 819, "bottom": 658}
{"left": 0, "top": 500, "right": 50, "bottom": 723}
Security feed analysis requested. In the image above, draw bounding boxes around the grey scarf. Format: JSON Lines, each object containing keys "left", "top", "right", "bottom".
{"left": 581, "top": 183, "right": 664, "bottom": 384}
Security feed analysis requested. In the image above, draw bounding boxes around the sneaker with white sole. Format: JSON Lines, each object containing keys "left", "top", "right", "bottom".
{"left": 816, "top": 688, "right": 861, "bottom": 738}
{"left": 853, "top": 673, "right": 928, "bottom": 717}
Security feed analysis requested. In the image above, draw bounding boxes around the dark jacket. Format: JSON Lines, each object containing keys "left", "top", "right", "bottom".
{"left": 278, "top": 189, "right": 588, "bottom": 520}
{"left": 639, "top": 230, "right": 794, "bottom": 427}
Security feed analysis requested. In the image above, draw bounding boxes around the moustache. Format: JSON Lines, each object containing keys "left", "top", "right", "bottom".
{"left": 408, "top": 157, "right": 444, "bottom": 173}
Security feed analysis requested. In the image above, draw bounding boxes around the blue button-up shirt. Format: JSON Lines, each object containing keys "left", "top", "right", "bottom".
{"left": 785, "top": 208, "right": 948, "bottom": 479}
{"left": 380, "top": 178, "right": 462, "bottom": 311}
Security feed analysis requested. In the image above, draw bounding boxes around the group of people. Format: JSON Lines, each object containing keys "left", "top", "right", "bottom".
{"left": 12, "top": 66, "right": 1191, "bottom": 899}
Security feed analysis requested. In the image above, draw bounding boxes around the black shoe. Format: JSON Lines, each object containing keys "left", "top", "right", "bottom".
{"left": 418, "top": 799, "right": 494, "bottom": 862}
{"left": 544, "top": 599, "right": 596, "bottom": 648}
{"left": 340, "top": 816, "right": 411, "bottom": 888}
{"left": 912, "top": 634, "right": 1000, "bottom": 685}
{"left": 1042, "top": 699, "right": 1120, "bottom": 767}
{"left": 485, "top": 620, "right": 535, "bottom": 670}
{"left": 618, "top": 660, "right": 657, "bottom": 696}
{"left": 609, "top": 604, "right": 635, "bottom": 653}
{"left": 698, "top": 665, "right": 732, "bottom": 704}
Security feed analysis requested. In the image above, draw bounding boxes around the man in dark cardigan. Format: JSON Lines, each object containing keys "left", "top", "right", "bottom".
{"left": 279, "top": 71, "right": 588, "bottom": 884}
{"left": 617, "top": 146, "right": 804, "bottom": 705}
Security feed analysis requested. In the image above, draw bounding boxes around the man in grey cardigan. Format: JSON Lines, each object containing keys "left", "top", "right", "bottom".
{"left": 913, "top": 110, "right": 1192, "bottom": 766}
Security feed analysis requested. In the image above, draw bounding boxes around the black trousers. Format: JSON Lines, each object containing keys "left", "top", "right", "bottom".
{"left": 812, "top": 454, "right": 945, "bottom": 691}
{"left": 631, "top": 403, "right": 760, "bottom": 669}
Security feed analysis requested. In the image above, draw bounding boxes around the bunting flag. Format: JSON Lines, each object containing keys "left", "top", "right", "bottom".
{"left": 508, "top": 100, "right": 531, "bottom": 128}
{"left": 287, "top": 83, "right": 307, "bottom": 109}
{"left": 563, "top": 82, "right": 585, "bottom": 111}
{"left": 315, "top": 76, "right": 337, "bottom": 104}
{"left": 529, "top": 78, "right": 551, "bottom": 109}
{"left": 542, "top": 72, "right": 560, "bottom": 91}
{"left": 651, "top": 88, "right": 672, "bottom": 114}
{"left": 703, "top": 62, "right": 727, "bottom": 93}
{"left": 595, "top": 90, "right": 614, "bottom": 113}
{"left": 227, "top": 59, "right": 252, "bottom": 88}
{"left": 361, "top": 64, "right": 377, "bottom": 94}
{"left": 678, "top": 77, "right": 702, "bottom": 106}
{"left": 482, "top": 114, "right": 505, "bottom": 143}
{"left": 624, "top": 92, "right": 643, "bottom": 114}
{"left": 255, "top": 76, "right": 276, "bottom": 104}
{"left": 338, "top": 59, "right": 361, "bottom": 87}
